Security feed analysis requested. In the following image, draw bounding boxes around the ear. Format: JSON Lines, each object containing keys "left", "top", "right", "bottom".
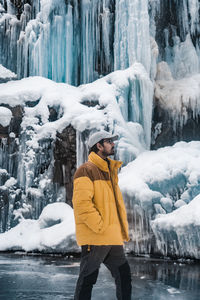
{"left": 96, "top": 142, "right": 103, "bottom": 151}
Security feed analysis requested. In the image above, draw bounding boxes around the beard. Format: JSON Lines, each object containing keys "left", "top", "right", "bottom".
{"left": 102, "top": 147, "right": 114, "bottom": 157}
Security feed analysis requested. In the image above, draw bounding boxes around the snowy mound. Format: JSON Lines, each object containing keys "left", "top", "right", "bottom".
{"left": 0, "top": 107, "right": 12, "bottom": 127}
{"left": 0, "top": 64, "right": 17, "bottom": 82}
{"left": 0, "top": 202, "right": 78, "bottom": 253}
{"left": 119, "top": 141, "right": 200, "bottom": 258}
{"left": 120, "top": 141, "right": 200, "bottom": 208}
{"left": 151, "top": 194, "right": 200, "bottom": 258}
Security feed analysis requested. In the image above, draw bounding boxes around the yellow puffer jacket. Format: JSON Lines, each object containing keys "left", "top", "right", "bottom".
{"left": 72, "top": 152, "right": 129, "bottom": 246}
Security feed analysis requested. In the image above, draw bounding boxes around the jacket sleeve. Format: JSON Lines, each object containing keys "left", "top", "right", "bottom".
{"left": 72, "top": 176, "right": 104, "bottom": 233}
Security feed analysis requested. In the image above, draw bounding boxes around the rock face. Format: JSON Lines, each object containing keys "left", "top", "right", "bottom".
{"left": 9, "top": 0, "right": 31, "bottom": 19}
{"left": 53, "top": 126, "right": 76, "bottom": 206}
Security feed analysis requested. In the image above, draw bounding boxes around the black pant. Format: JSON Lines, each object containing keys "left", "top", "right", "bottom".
{"left": 74, "top": 245, "right": 132, "bottom": 300}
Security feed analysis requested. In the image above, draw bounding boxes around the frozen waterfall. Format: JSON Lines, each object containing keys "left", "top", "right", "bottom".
{"left": 0, "top": 66, "right": 153, "bottom": 236}
{"left": 1, "top": 0, "right": 200, "bottom": 258}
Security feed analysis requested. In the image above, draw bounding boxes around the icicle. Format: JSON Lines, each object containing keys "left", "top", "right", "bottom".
{"left": 76, "top": 130, "right": 89, "bottom": 167}
{"left": 114, "top": 0, "right": 151, "bottom": 75}
{"left": 124, "top": 195, "right": 154, "bottom": 255}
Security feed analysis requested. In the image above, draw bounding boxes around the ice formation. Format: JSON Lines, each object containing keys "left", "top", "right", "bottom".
{"left": 0, "top": 0, "right": 153, "bottom": 83}
{"left": 0, "top": 0, "right": 200, "bottom": 258}
{"left": 114, "top": 0, "right": 151, "bottom": 74}
{"left": 119, "top": 141, "right": 200, "bottom": 258}
{"left": 151, "top": 194, "right": 200, "bottom": 259}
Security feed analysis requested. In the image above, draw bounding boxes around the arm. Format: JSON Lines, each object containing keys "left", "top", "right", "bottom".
{"left": 72, "top": 176, "right": 104, "bottom": 233}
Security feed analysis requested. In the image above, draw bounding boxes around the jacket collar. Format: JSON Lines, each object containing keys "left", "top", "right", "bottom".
{"left": 88, "top": 152, "right": 122, "bottom": 172}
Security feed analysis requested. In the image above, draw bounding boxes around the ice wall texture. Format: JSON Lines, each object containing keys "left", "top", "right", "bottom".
{"left": 0, "top": 0, "right": 153, "bottom": 83}
{"left": 0, "top": 0, "right": 115, "bottom": 85}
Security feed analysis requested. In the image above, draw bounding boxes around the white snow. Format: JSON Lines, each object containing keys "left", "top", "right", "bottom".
{"left": 9, "top": 132, "right": 15, "bottom": 138}
{"left": 4, "top": 177, "right": 17, "bottom": 188}
{"left": 0, "top": 202, "right": 78, "bottom": 253}
{"left": 0, "top": 169, "right": 8, "bottom": 175}
{"left": 0, "top": 64, "right": 17, "bottom": 79}
{"left": 167, "top": 288, "right": 181, "bottom": 294}
{"left": 0, "top": 107, "right": 12, "bottom": 127}
{"left": 120, "top": 141, "right": 200, "bottom": 209}
{"left": 151, "top": 195, "right": 200, "bottom": 258}
{"left": 152, "top": 194, "right": 200, "bottom": 229}
{"left": 0, "top": 64, "right": 153, "bottom": 164}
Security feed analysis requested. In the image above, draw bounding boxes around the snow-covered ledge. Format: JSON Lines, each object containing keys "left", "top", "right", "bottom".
{"left": 119, "top": 141, "right": 200, "bottom": 259}
{"left": 0, "top": 64, "right": 17, "bottom": 83}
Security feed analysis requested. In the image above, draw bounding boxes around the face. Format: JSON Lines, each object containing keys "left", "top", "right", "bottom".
{"left": 97, "top": 139, "right": 115, "bottom": 158}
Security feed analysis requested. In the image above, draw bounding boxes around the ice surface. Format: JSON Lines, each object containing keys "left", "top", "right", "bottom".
{"left": 1, "top": 254, "right": 200, "bottom": 300}
{"left": 0, "top": 202, "right": 78, "bottom": 253}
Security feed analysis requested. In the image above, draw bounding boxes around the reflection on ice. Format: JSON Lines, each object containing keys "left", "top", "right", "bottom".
{"left": 0, "top": 254, "right": 200, "bottom": 300}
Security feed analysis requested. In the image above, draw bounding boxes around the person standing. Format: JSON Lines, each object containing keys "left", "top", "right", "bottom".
{"left": 72, "top": 130, "right": 132, "bottom": 300}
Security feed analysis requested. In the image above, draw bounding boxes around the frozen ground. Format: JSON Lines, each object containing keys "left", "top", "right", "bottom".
{"left": 0, "top": 253, "right": 199, "bottom": 300}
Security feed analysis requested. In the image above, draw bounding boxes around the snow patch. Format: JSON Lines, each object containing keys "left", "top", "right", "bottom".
{"left": 0, "top": 202, "right": 78, "bottom": 253}
{"left": 0, "top": 107, "right": 12, "bottom": 127}
{"left": 0, "top": 64, "right": 17, "bottom": 79}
